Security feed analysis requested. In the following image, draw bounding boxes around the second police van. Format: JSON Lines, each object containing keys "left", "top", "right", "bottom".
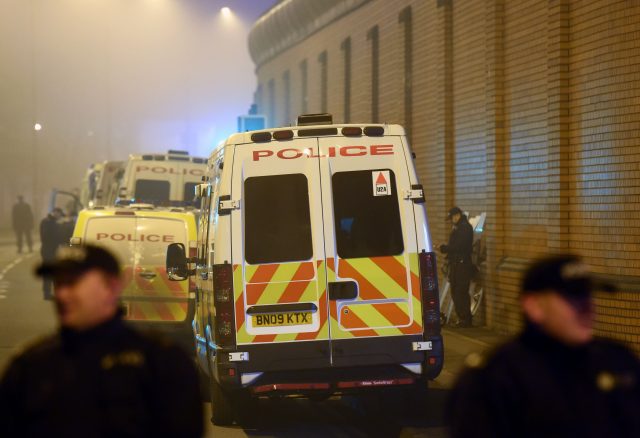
{"left": 167, "top": 114, "right": 443, "bottom": 425}
{"left": 116, "top": 150, "right": 207, "bottom": 207}
{"left": 72, "top": 205, "right": 198, "bottom": 351}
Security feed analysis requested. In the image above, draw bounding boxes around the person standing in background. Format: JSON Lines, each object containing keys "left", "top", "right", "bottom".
{"left": 12, "top": 195, "right": 34, "bottom": 254}
{"left": 439, "top": 206, "right": 474, "bottom": 327}
{"left": 39, "top": 207, "right": 65, "bottom": 299}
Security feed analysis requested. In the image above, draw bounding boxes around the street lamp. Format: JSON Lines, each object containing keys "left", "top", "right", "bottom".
{"left": 221, "top": 7, "right": 231, "bottom": 18}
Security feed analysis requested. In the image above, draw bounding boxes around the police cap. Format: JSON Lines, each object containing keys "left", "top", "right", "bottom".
{"left": 521, "top": 254, "right": 616, "bottom": 298}
{"left": 36, "top": 245, "right": 120, "bottom": 279}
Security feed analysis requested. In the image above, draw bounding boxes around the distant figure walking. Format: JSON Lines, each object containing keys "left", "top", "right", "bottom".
{"left": 12, "top": 195, "right": 34, "bottom": 254}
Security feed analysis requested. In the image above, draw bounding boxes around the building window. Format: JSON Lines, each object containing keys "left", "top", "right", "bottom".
{"left": 268, "top": 78, "right": 275, "bottom": 128}
{"left": 300, "top": 59, "right": 308, "bottom": 114}
{"left": 283, "top": 70, "right": 291, "bottom": 126}
{"left": 367, "top": 26, "right": 379, "bottom": 123}
{"left": 399, "top": 7, "right": 413, "bottom": 141}
{"left": 318, "top": 50, "right": 328, "bottom": 113}
{"left": 341, "top": 37, "right": 352, "bottom": 123}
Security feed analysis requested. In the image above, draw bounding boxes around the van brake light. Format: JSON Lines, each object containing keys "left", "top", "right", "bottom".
{"left": 419, "top": 251, "right": 440, "bottom": 335}
{"left": 188, "top": 242, "right": 197, "bottom": 292}
{"left": 213, "top": 263, "right": 236, "bottom": 346}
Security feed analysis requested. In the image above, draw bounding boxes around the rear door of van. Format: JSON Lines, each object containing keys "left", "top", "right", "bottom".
{"left": 230, "top": 138, "right": 331, "bottom": 370}
{"left": 317, "top": 135, "right": 423, "bottom": 367}
{"left": 129, "top": 161, "right": 174, "bottom": 205}
{"left": 83, "top": 214, "right": 190, "bottom": 323}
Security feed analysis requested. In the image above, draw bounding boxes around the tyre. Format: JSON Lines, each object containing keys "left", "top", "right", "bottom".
{"left": 210, "top": 380, "right": 236, "bottom": 426}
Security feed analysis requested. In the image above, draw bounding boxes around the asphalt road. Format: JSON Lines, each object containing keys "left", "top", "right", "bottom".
{"left": 0, "top": 235, "right": 502, "bottom": 437}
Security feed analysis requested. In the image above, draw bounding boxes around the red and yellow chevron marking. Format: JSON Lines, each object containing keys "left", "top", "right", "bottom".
{"left": 245, "top": 262, "right": 316, "bottom": 306}
{"left": 235, "top": 261, "right": 328, "bottom": 345}
{"left": 330, "top": 254, "right": 423, "bottom": 339}
{"left": 233, "top": 254, "right": 424, "bottom": 344}
{"left": 121, "top": 264, "right": 189, "bottom": 323}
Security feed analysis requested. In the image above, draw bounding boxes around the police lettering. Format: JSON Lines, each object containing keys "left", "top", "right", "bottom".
{"left": 135, "top": 166, "right": 204, "bottom": 176}
{"left": 252, "top": 145, "right": 394, "bottom": 161}
{"left": 96, "top": 233, "right": 175, "bottom": 242}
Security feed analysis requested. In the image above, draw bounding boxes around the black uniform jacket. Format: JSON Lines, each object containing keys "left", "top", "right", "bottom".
{"left": 447, "top": 324, "right": 640, "bottom": 438}
{"left": 440, "top": 216, "right": 473, "bottom": 265}
{"left": 0, "top": 315, "right": 203, "bottom": 438}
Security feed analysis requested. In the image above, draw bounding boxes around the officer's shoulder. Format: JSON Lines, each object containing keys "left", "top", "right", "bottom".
{"left": 591, "top": 337, "right": 639, "bottom": 362}
{"left": 124, "top": 325, "right": 185, "bottom": 355}
{"left": 461, "top": 339, "right": 522, "bottom": 373}
{"left": 10, "top": 333, "right": 60, "bottom": 362}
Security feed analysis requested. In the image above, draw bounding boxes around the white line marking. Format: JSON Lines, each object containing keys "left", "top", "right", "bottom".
{"left": 0, "top": 254, "right": 32, "bottom": 281}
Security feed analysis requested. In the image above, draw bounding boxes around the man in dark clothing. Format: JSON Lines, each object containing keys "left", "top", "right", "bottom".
{"left": 439, "top": 206, "right": 474, "bottom": 327}
{"left": 12, "top": 195, "right": 34, "bottom": 253}
{"left": 0, "top": 245, "right": 203, "bottom": 437}
{"left": 447, "top": 254, "right": 640, "bottom": 438}
{"left": 39, "top": 208, "right": 65, "bottom": 299}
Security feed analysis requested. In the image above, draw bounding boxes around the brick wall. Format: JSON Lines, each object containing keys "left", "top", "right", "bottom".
{"left": 251, "top": 0, "right": 640, "bottom": 351}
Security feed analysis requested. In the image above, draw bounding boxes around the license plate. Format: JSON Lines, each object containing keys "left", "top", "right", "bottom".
{"left": 252, "top": 312, "right": 312, "bottom": 327}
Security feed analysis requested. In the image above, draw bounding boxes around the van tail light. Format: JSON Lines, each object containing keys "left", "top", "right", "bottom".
{"left": 188, "top": 241, "right": 197, "bottom": 292}
{"left": 213, "top": 263, "right": 236, "bottom": 346}
{"left": 419, "top": 251, "right": 440, "bottom": 336}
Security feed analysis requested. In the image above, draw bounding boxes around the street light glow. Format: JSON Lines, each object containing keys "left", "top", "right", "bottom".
{"left": 221, "top": 7, "right": 231, "bottom": 18}
{"left": 34, "top": 123, "right": 42, "bottom": 131}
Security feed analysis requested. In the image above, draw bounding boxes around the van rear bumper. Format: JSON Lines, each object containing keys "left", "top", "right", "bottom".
{"left": 217, "top": 334, "right": 443, "bottom": 390}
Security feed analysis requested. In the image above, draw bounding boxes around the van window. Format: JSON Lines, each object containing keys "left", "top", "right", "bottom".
{"left": 245, "top": 174, "right": 312, "bottom": 264}
{"left": 184, "top": 182, "right": 198, "bottom": 206}
{"left": 332, "top": 169, "right": 404, "bottom": 259}
{"left": 134, "top": 180, "right": 170, "bottom": 204}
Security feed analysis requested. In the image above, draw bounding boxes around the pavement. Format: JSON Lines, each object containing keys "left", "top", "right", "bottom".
{"left": 0, "top": 229, "right": 506, "bottom": 437}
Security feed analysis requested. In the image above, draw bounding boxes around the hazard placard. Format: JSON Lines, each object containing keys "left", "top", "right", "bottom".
{"left": 372, "top": 170, "right": 391, "bottom": 196}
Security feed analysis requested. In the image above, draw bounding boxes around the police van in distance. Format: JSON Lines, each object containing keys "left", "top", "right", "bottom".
{"left": 116, "top": 150, "right": 207, "bottom": 208}
{"left": 93, "top": 160, "right": 125, "bottom": 207}
{"left": 167, "top": 114, "right": 443, "bottom": 425}
{"left": 71, "top": 204, "right": 198, "bottom": 351}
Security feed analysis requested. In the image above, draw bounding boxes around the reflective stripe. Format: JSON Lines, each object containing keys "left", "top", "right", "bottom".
{"left": 235, "top": 253, "right": 423, "bottom": 344}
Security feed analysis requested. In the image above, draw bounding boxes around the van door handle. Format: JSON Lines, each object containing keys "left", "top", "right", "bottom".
{"left": 328, "top": 281, "right": 358, "bottom": 300}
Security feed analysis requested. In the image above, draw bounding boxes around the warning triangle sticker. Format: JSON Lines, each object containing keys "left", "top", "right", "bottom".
{"left": 376, "top": 172, "right": 387, "bottom": 184}
{"left": 372, "top": 170, "right": 391, "bottom": 196}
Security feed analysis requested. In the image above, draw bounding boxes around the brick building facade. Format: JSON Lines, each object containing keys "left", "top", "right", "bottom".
{"left": 248, "top": 0, "right": 640, "bottom": 350}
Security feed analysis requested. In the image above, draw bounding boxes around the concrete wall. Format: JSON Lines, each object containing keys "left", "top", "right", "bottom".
{"left": 251, "top": 0, "right": 640, "bottom": 350}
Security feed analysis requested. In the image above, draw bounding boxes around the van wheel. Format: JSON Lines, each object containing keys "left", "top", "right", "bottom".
{"left": 210, "top": 381, "right": 236, "bottom": 426}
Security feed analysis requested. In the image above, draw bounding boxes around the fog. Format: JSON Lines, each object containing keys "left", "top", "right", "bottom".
{"left": 0, "top": 0, "right": 277, "bottom": 222}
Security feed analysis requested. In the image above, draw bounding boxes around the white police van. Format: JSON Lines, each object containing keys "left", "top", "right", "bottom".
{"left": 116, "top": 150, "right": 207, "bottom": 207}
{"left": 167, "top": 114, "right": 443, "bottom": 425}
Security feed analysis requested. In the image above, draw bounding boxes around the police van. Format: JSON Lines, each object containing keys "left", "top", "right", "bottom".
{"left": 71, "top": 205, "right": 198, "bottom": 351}
{"left": 167, "top": 114, "right": 443, "bottom": 425}
{"left": 94, "top": 160, "right": 125, "bottom": 207}
{"left": 116, "top": 150, "right": 207, "bottom": 207}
